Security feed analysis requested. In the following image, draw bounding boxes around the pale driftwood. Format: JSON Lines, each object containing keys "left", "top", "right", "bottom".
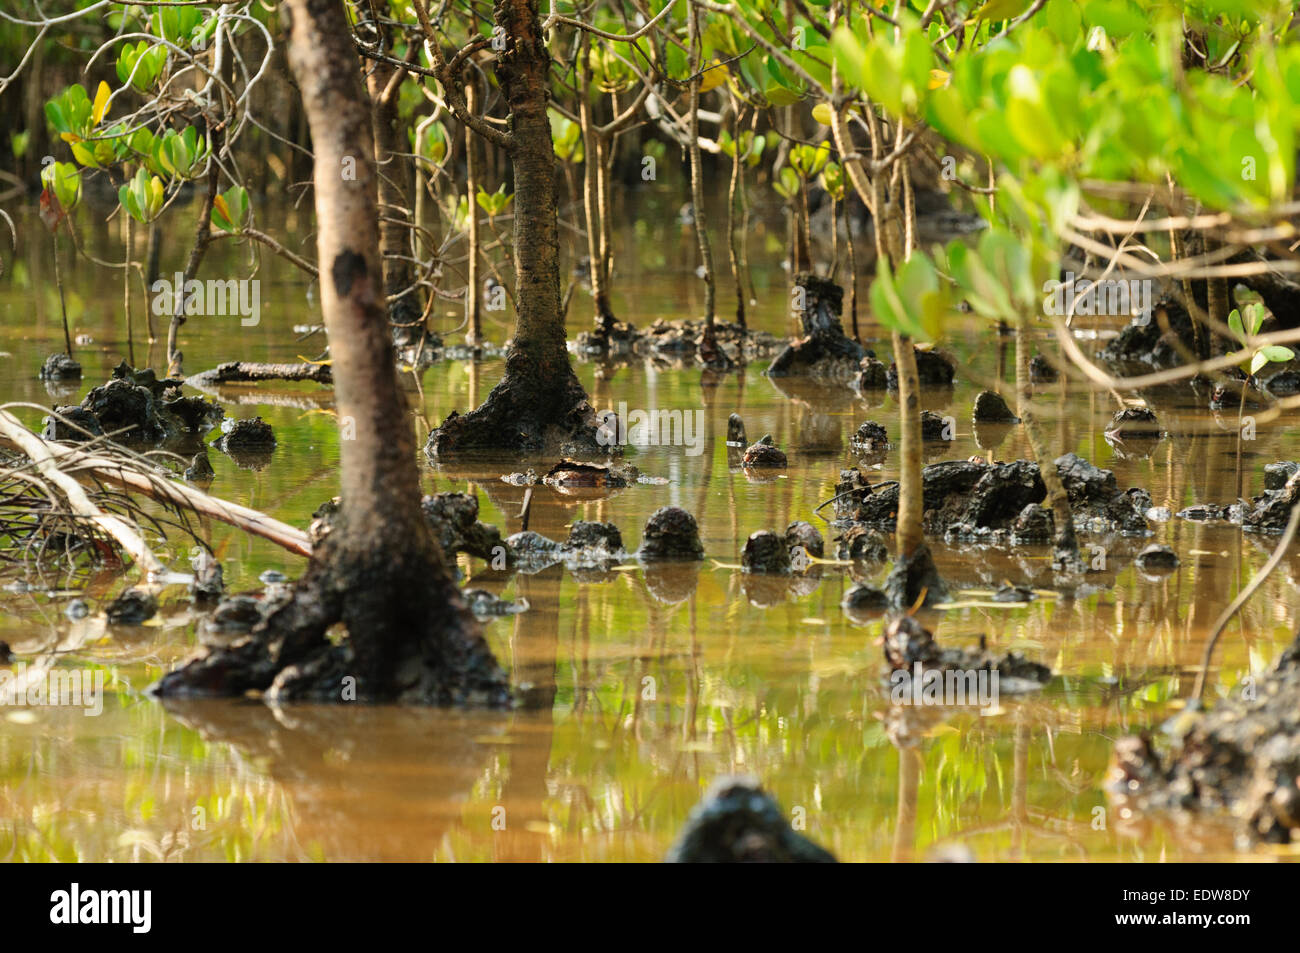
{"left": 0, "top": 410, "right": 312, "bottom": 558}
{"left": 0, "top": 408, "right": 167, "bottom": 576}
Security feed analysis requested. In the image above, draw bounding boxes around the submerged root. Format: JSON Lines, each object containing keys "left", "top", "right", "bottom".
{"left": 152, "top": 531, "right": 511, "bottom": 706}
{"left": 425, "top": 350, "right": 608, "bottom": 458}
{"left": 884, "top": 542, "right": 947, "bottom": 609}
{"left": 767, "top": 274, "right": 863, "bottom": 379}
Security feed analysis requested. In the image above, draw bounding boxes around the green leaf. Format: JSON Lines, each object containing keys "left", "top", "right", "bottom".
{"left": 1228, "top": 307, "right": 1244, "bottom": 341}
{"left": 41, "top": 161, "right": 82, "bottom": 212}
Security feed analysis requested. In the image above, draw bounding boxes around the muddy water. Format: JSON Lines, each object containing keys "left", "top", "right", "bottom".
{"left": 1, "top": 197, "right": 1298, "bottom": 862}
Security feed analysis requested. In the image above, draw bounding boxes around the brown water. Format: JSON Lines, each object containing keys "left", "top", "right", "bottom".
{"left": 1, "top": 195, "right": 1298, "bottom": 862}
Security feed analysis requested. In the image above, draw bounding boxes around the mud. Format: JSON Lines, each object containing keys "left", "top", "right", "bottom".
{"left": 766, "top": 274, "right": 863, "bottom": 379}
{"left": 841, "top": 582, "right": 889, "bottom": 617}
{"left": 726, "top": 413, "right": 746, "bottom": 448}
{"left": 462, "top": 588, "right": 527, "bottom": 617}
{"left": 1265, "top": 461, "right": 1299, "bottom": 490}
{"left": 972, "top": 390, "right": 1018, "bottom": 424}
{"left": 38, "top": 353, "right": 82, "bottom": 381}
{"left": 849, "top": 420, "right": 889, "bottom": 460}
{"left": 741, "top": 435, "right": 788, "bottom": 469}
{"left": 1134, "top": 543, "right": 1179, "bottom": 574}
{"left": 189, "top": 549, "right": 224, "bottom": 601}
{"left": 835, "top": 525, "right": 889, "bottom": 563}
{"left": 665, "top": 775, "right": 837, "bottom": 863}
{"left": 833, "top": 453, "right": 1151, "bottom": 541}
{"left": 577, "top": 318, "right": 783, "bottom": 367}
{"left": 638, "top": 506, "right": 704, "bottom": 561}
{"left": 43, "top": 362, "right": 223, "bottom": 448}
{"left": 785, "top": 521, "right": 824, "bottom": 560}
{"left": 1178, "top": 466, "right": 1300, "bottom": 533}
{"left": 882, "top": 615, "right": 1053, "bottom": 693}
{"left": 310, "top": 492, "right": 511, "bottom": 566}
{"left": 1029, "top": 354, "right": 1058, "bottom": 383}
{"left": 105, "top": 588, "right": 158, "bottom": 625}
{"left": 539, "top": 458, "right": 639, "bottom": 491}
{"left": 857, "top": 356, "right": 890, "bottom": 390}
{"left": 506, "top": 520, "right": 626, "bottom": 573}
{"left": 919, "top": 411, "right": 951, "bottom": 442}
{"left": 740, "top": 522, "right": 821, "bottom": 575}
{"left": 1098, "top": 297, "right": 1198, "bottom": 368}
{"left": 201, "top": 594, "right": 266, "bottom": 639}
{"left": 184, "top": 451, "right": 214, "bottom": 483}
{"left": 741, "top": 530, "right": 792, "bottom": 573}
{"left": 214, "top": 416, "right": 276, "bottom": 453}
{"left": 889, "top": 348, "right": 955, "bottom": 390}
{"left": 1109, "top": 632, "right": 1300, "bottom": 844}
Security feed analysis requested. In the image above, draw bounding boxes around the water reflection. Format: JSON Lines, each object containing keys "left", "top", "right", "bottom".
{"left": 1, "top": 201, "right": 1297, "bottom": 862}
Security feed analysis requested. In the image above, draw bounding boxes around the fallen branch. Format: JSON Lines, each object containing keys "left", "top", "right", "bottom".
{"left": 0, "top": 410, "right": 312, "bottom": 558}
{"left": 0, "top": 408, "right": 166, "bottom": 577}
{"left": 186, "top": 360, "right": 333, "bottom": 389}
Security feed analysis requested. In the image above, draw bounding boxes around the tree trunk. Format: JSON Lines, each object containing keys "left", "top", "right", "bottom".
{"left": 883, "top": 330, "right": 945, "bottom": 607}
{"left": 726, "top": 107, "right": 746, "bottom": 329}
{"left": 156, "top": 0, "right": 508, "bottom": 706}
{"left": 366, "top": 51, "right": 423, "bottom": 345}
{"left": 686, "top": 5, "right": 718, "bottom": 353}
{"left": 427, "top": 0, "right": 601, "bottom": 456}
{"left": 1015, "top": 309, "right": 1081, "bottom": 570}
{"left": 464, "top": 81, "right": 482, "bottom": 346}
{"left": 166, "top": 133, "right": 220, "bottom": 376}
{"left": 579, "top": 37, "right": 616, "bottom": 338}
{"left": 829, "top": 100, "right": 942, "bottom": 607}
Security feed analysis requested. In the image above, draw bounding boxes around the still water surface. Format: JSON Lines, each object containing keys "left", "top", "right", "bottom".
{"left": 0, "top": 196, "right": 1296, "bottom": 861}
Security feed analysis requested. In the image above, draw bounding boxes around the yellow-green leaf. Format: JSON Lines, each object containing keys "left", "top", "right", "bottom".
{"left": 92, "top": 81, "right": 111, "bottom": 126}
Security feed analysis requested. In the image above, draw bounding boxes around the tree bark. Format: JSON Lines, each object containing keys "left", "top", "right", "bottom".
{"left": 882, "top": 330, "right": 944, "bottom": 607}
{"left": 166, "top": 133, "right": 220, "bottom": 376}
{"left": 366, "top": 44, "right": 423, "bottom": 344}
{"left": 687, "top": 4, "right": 718, "bottom": 352}
{"left": 156, "top": 0, "right": 508, "bottom": 705}
{"left": 579, "top": 35, "right": 616, "bottom": 337}
{"left": 427, "top": 0, "right": 601, "bottom": 456}
{"left": 464, "top": 80, "right": 482, "bottom": 345}
{"left": 1015, "top": 309, "right": 1081, "bottom": 569}
{"left": 726, "top": 106, "right": 746, "bottom": 329}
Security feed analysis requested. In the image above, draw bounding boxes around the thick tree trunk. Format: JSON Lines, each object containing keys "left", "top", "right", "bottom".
{"left": 156, "top": 0, "right": 508, "bottom": 705}
{"left": 427, "top": 0, "right": 601, "bottom": 456}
